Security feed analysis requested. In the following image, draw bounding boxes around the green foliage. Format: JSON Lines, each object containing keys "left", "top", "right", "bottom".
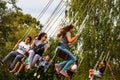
{"left": 66, "top": 0, "right": 120, "bottom": 80}
{"left": 0, "top": 1, "right": 42, "bottom": 80}
{"left": 1, "top": 0, "right": 120, "bottom": 80}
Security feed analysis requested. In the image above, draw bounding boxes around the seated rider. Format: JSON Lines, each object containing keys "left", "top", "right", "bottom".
{"left": 55, "top": 24, "right": 79, "bottom": 77}
{"left": 9, "top": 35, "right": 39, "bottom": 75}
{"left": 0, "top": 36, "right": 31, "bottom": 70}
{"left": 27, "top": 32, "right": 50, "bottom": 69}
{"left": 9, "top": 56, "right": 29, "bottom": 75}
{"left": 88, "top": 60, "right": 110, "bottom": 80}
{"left": 33, "top": 55, "right": 51, "bottom": 79}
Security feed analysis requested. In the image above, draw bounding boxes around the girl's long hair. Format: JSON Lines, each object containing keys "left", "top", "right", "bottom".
{"left": 38, "top": 32, "right": 47, "bottom": 40}
{"left": 57, "top": 24, "right": 74, "bottom": 37}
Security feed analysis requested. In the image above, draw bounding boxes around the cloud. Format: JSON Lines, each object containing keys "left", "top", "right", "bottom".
{"left": 16, "top": 0, "right": 65, "bottom": 37}
{"left": 16, "top": 0, "right": 64, "bottom": 16}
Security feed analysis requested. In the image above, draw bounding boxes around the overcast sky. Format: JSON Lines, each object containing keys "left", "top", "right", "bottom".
{"left": 15, "top": 0, "right": 66, "bottom": 37}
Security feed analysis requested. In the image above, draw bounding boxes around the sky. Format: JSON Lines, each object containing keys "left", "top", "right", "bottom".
{"left": 15, "top": 0, "right": 66, "bottom": 37}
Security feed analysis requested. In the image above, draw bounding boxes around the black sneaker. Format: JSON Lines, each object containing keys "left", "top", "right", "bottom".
{"left": 0, "top": 60, "right": 3, "bottom": 65}
{"left": 8, "top": 67, "right": 12, "bottom": 71}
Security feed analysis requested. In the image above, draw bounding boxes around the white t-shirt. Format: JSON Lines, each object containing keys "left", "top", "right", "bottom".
{"left": 16, "top": 42, "right": 30, "bottom": 55}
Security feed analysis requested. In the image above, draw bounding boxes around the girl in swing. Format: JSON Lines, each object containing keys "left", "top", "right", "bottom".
{"left": 88, "top": 60, "right": 109, "bottom": 80}
{"left": 55, "top": 24, "right": 79, "bottom": 77}
{"left": 26, "top": 32, "right": 50, "bottom": 70}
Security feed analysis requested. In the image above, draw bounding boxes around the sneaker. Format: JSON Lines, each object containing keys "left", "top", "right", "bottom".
{"left": 55, "top": 64, "right": 60, "bottom": 74}
{"left": 26, "top": 65, "right": 31, "bottom": 69}
{"left": 37, "top": 75, "right": 41, "bottom": 79}
{"left": 0, "top": 60, "right": 3, "bottom": 65}
{"left": 60, "top": 71, "right": 69, "bottom": 77}
{"left": 33, "top": 73, "right": 37, "bottom": 77}
{"left": 10, "top": 70, "right": 16, "bottom": 74}
{"left": 25, "top": 65, "right": 31, "bottom": 72}
{"left": 14, "top": 72, "right": 19, "bottom": 76}
{"left": 8, "top": 67, "right": 12, "bottom": 71}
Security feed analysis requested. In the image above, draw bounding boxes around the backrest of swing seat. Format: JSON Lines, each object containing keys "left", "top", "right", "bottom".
{"left": 56, "top": 48, "right": 69, "bottom": 60}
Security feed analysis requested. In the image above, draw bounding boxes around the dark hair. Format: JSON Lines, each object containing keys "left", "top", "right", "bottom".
{"left": 103, "top": 60, "right": 107, "bottom": 66}
{"left": 27, "top": 36, "right": 32, "bottom": 43}
{"left": 75, "top": 60, "right": 78, "bottom": 66}
{"left": 38, "top": 32, "right": 47, "bottom": 40}
{"left": 57, "top": 24, "right": 74, "bottom": 37}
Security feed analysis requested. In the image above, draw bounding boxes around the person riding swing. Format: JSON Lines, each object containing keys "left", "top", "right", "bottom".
{"left": 9, "top": 35, "right": 38, "bottom": 75}
{"left": 87, "top": 60, "right": 111, "bottom": 80}
{"left": 33, "top": 55, "right": 52, "bottom": 79}
{"left": 26, "top": 32, "right": 50, "bottom": 70}
{"left": 0, "top": 36, "right": 32, "bottom": 70}
{"left": 55, "top": 24, "right": 79, "bottom": 77}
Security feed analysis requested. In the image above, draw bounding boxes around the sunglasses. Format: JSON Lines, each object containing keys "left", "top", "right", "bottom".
{"left": 44, "top": 36, "right": 47, "bottom": 38}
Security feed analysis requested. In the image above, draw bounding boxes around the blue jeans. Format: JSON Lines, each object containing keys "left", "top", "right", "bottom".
{"left": 2, "top": 51, "right": 24, "bottom": 69}
{"left": 56, "top": 43, "right": 76, "bottom": 72}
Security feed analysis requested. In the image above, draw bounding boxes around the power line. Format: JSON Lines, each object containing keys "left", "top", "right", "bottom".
{"left": 41, "top": 0, "right": 64, "bottom": 33}
{"left": 45, "top": 3, "right": 66, "bottom": 34}
{"left": 36, "top": 0, "right": 55, "bottom": 20}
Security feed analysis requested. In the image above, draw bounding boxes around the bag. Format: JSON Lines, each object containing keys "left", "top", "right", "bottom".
{"left": 56, "top": 48, "right": 69, "bottom": 60}
{"left": 34, "top": 43, "right": 46, "bottom": 56}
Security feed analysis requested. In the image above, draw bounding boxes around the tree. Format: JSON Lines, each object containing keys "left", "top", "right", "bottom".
{"left": 0, "top": 1, "right": 42, "bottom": 79}
{"left": 66, "top": 0, "right": 120, "bottom": 79}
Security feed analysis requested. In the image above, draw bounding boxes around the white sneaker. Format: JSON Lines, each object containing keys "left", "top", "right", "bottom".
{"left": 37, "top": 75, "right": 41, "bottom": 79}
{"left": 25, "top": 65, "right": 31, "bottom": 70}
{"left": 10, "top": 70, "right": 16, "bottom": 74}
{"left": 14, "top": 72, "right": 19, "bottom": 76}
{"left": 33, "top": 73, "right": 37, "bottom": 77}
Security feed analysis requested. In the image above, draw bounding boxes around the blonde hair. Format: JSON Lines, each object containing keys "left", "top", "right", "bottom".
{"left": 57, "top": 24, "right": 74, "bottom": 37}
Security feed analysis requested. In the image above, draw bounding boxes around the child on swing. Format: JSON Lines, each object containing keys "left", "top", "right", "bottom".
{"left": 33, "top": 55, "right": 51, "bottom": 79}
{"left": 10, "top": 56, "right": 29, "bottom": 75}
{"left": 88, "top": 60, "right": 110, "bottom": 80}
